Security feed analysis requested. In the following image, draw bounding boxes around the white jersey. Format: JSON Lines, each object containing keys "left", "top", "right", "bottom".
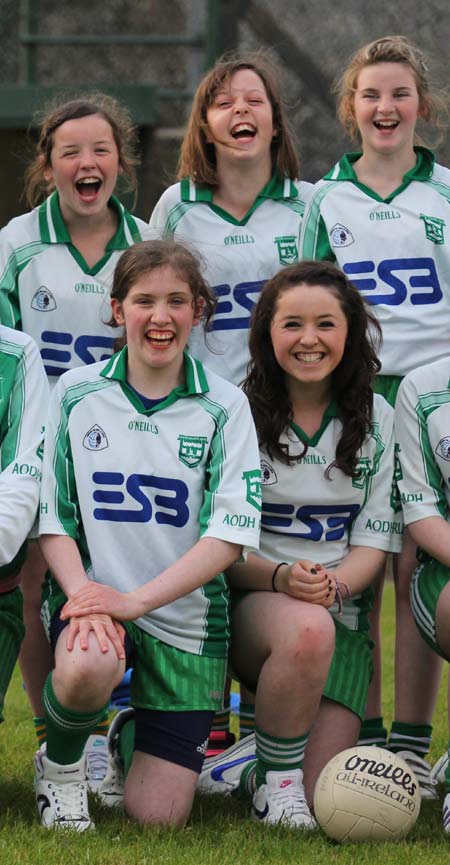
{"left": 149, "top": 175, "right": 312, "bottom": 385}
{"left": 0, "top": 326, "right": 47, "bottom": 579}
{"left": 395, "top": 356, "right": 450, "bottom": 526}
{"left": 300, "top": 148, "right": 450, "bottom": 377}
{"left": 0, "top": 192, "right": 149, "bottom": 385}
{"left": 39, "top": 348, "right": 261, "bottom": 656}
{"left": 259, "top": 394, "right": 402, "bottom": 631}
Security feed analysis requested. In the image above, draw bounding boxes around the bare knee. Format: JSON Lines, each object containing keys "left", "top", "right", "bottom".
{"left": 279, "top": 606, "right": 335, "bottom": 671}
{"left": 53, "top": 636, "right": 122, "bottom": 707}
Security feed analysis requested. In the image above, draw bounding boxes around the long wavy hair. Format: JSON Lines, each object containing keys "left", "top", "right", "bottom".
{"left": 244, "top": 261, "right": 382, "bottom": 476}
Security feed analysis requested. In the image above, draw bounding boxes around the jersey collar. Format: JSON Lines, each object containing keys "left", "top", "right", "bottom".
{"left": 38, "top": 191, "right": 144, "bottom": 248}
{"left": 324, "top": 147, "right": 435, "bottom": 201}
{"left": 290, "top": 401, "right": 338, "bottom": 447}
{"left": 100, "top": 346, "right": 209, "bottom": 414}
{"left": 180, "top": 173, "right": 298, "bottom": 203}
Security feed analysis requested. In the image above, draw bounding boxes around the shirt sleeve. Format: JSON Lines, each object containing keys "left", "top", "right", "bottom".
{"left": 0, "top": 227, "right": 22, "bottom": 330}
{"left": 148, "top": 188, "right": 173, "bottom": 235}
{"left": 39, "top": 376, "right": 80, "bottom": 539}
{"left": 199, "top": 390, "right": 261, "bottom": 556}
{"left": 395, "top": 374, "right": 446, "bottom": 524}
{"left": 349, "top": 398, "right": 403, "bottom": 553}
{"left": 0, "top": 335, "right": 48, "bottom": 565}
{"left": 299, "top": 186, "right": 337, "bottom": 262}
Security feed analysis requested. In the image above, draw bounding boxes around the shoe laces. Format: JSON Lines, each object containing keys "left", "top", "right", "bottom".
{"left": 48, "top": 780, "right": 88, "bottom": 819}
{"left": 86, "top": 746, "right": 108, "bottom": 781}
{"left": 271, "top": 783, "right": 311, "bottom": 818}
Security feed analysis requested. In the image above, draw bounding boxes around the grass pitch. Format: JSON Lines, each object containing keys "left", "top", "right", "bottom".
{"left": 0, "top": 581, "right": 448, "bottom": 865}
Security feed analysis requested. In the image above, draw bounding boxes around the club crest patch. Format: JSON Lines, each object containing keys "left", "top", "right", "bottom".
{"left": 260, "top": 459, "right": 278, "bottom": 485}
{"left": 83, "top": 424, "right": 108, "bottom": 451}
{"left": 274, "top": 235, "right": 298, "bottom": 266}
{"left": 31, "top": 286, "right": 57, "bottom": 311}
{"left": 420, "top": 214, "right": 445, "bottom": 245}
{"left": 435, "top": 436, "right": 450, "bottom": 461}
{"left": 178, "top": 435, "right": 208, "bottom": 468}
{"left": 330, "top": 223, "right": 354, "bottom": 248}
{"left": 242, "top": 469, "right": 262, "bottom": 511}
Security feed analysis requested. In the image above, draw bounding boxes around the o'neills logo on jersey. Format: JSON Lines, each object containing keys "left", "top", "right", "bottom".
{"left": 74, "top": 282, "right": 105, "bottom": 294}
{"left": 274, "top": 236, "right": 298, "bottom": 265}
{"left": 338, "top": 752, "right": 417, "bottom": 803}
{"left": 420, "top": 213, "right": 445, "bottom": 245}
{"left": 435, "top": 436, "right": 450, "bottom": 461}
{"left": 177, "top": 435, "right": 208, "bottom": 468}
{"left": 224, "top": 233, "right": 255, "bottom": 246}
{"left": 329, "top": 224, "right": 354, "bottom": 248}
{"left": 31, "top": 286, "right": 57, "bottom": 311}
{"left": 242, "top": 469, "right": 262, "bottom": 511}
{"left": 83, "top": 424, "right": 108, "bottom": 451}
{"left": 260, "top": 459, "right": 277, "bottom": 485}
{"left": 369, "top": 208, "right": 401, "bottom": 222}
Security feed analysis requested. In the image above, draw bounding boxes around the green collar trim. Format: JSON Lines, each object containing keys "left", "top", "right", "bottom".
{"left": 100, "top": 347, "right": 209, "bottom": 413}
{"left": 38, "top": 192, "right": 144, "bottom": 273}
{"left": 324, "top": 147, "right": 434, "bottom": 202}
{"left": 290, "top": 401, "right": 338, "bottom": 447}
{"left": 179, "top": 174, "right": 298, "bottom": 226}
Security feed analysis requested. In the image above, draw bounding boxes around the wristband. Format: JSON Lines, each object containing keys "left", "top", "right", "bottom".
{"left": 271, "top": 562, "right": 288, "bottom": 592}
{"left": 335, "top": 580, "right": 351, "bottom": 615}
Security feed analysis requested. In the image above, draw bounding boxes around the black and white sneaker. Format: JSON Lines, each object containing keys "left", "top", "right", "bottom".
{"left": 97, "top": 708, "right": 134, "bottom": 808}
{"left": 34, "top": 745, "right": 93, "bottom": 831}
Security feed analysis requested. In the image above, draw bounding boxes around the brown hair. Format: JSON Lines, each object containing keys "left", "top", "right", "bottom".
{"left": 109, "top": 239, "right": 217, "bottom": 334}
{"left": 244, "top": 260, "right": 381, "bottom": 476}
{"left": 336, "top": 35, "right": 446, "bottom": 142}
{"left": 24, "top": 92, "right": 139, "bottom": 208}
{"left": 177, "top": 51, "right": 299, "bottom": 186}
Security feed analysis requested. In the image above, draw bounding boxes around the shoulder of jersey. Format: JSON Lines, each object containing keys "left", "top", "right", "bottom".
{"left": 0, "top": 323, "right": 38, "bottom": 352}
{"left": 372, "top": 391, "right": 394, "bottom": 420}
{"left": 0, "top": 207, "right": 40, "bottom": 244}
{"left": 54, "top": 359, "right": 107, "bottom": 391}
{"left": 201, "top": 364, "right": 250, "bottom": 407}
{"left": 430, "top": 161, "right": 450, "bottom": 184}
{"left": 293, "top": 179, "right": 313, "bottom": 202}
{"left": 403, "top": 356, "right": 450, "bottom": 392}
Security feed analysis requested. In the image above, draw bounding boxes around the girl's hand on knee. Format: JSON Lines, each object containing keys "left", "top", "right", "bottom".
{"left": 62, "top": 584, "right": 141, "bottom": 622}
{"left": 65, "top": 614, "right": 126, "bottom": 659}
{"left": 280, "top": 560, "right": 331, "bottom": 602}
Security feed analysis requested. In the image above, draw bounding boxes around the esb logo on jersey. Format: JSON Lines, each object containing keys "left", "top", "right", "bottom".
{"left": 92, "top": 471, "right": 189, "bottom": 525}
{"left": 261, "top": 503, "right": 360, "bottom": 541}
{"left": 343, "top": 257, "right": 442, "bottom": 306}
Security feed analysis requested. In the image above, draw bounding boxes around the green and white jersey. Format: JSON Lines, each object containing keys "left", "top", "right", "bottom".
{"left": 395, "top": 357, "right": 450, "bottom": 526}
{"left": 39, "top": 348, "right": 261, "bottom": 656}
{"left": 259, "top": 394, "right": 402, "bottom": 631}
{"left": 301, "top": 148, "right": 450, "bottom": 377}
{"left": 0, "top": 325, "right": 47, "bottom": 580}
{"left": 149, "top": 175, "right": 312, "bottom": 385}
{"left": 0, "top": 192, "right": 149, "bottom": 384}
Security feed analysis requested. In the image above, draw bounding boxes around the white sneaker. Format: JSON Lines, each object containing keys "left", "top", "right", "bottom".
{"left": 251, "top": 769, "right": 316, "bottom": 830}
{"left": 85, "top": 734, "right": 108, "bottom": 794}
{"left": 97, "top": 708, "right": 134, "bottom": 808}
{"left": 395, "top": 750, "right": 438, "bottom": 800}
{"left": 197, "top": 733, "right": 257, "bottom": 795}
{"left": 34, "top": 746, "right": 93, "bottom": 831}
{"left": 443, "top": 792, "right": 450, "bottom": 833}
{"left": 431, "top": 752, "right": 449, "bottom": 787}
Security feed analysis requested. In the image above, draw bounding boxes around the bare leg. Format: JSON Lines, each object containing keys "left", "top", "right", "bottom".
{"left": 394, "top": 529, "right": 442, "bottom": 723}
{"left": 231, "top": 592, "right": 335, "bottom": 738}
{"left": 52, "top": 628, "right": 125, "bottom": 711}
{"left": 125, "top": 752, "right": 198, "bottom": 826}
{"left": 363, "top": 567, "right": 385, "bottom": 720}
{"left": 303, "top": 698, "right": 360, "bottom": 807}
{"left": 18, "top": 542, "right": 53, "bottom": 715}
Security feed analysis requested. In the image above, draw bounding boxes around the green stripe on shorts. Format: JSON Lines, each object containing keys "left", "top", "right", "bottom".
{"left": 410, "top": 556, "right": 450, "bottom": 657}
{"left": 125, "top": 621, "right": 227, "bottom": 712}
{"left": 322, "top": 619, "right": 373, "bottom": 720}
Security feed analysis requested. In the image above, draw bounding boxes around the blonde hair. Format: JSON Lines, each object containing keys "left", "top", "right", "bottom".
{"left": 24, "top": 92, "right": 139, "bottom": 208}
{"left": 177, "top": 51, "right": 299, "bottom": 186}
{"left": 336, "top": 35, "right": 446, "bottom": 142}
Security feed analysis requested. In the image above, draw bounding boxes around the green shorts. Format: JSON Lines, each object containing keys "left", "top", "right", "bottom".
{"left": 373, "top": 374, "right": 403, "bottom": 409}
{"left": 0, "top": 587, "right": 24, "bottom": 722}
{"left": 322, "top": 618, "right": 373, "bottom": 721}
{"left": 410, "top": 556, "right": 450, "bottom": 658}
{"left": 42, "top": 576, "right": 227, "bottom": 713}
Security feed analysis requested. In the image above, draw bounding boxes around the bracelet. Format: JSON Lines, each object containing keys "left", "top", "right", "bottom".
{"left": 271, "top": 562, "right": 288, "bottom": 592}
{"left": 335, "top": 580, "right": 351, "bottom": 615}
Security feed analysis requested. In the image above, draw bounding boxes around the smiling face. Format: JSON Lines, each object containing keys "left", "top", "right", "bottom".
{"left": 205, "top": 68, "right": 275, "bottom": 173}
{"left": 270, "top": 284, "right": 348, "bottom": 397}
{"left": 111, "top": 265, "right": 202, "bottom": 392}
{"left": 44, "top": 113, "right": 121, "bottom": 226}
{"left": 352, "top": 62, "right": 421, "bottom": 158}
